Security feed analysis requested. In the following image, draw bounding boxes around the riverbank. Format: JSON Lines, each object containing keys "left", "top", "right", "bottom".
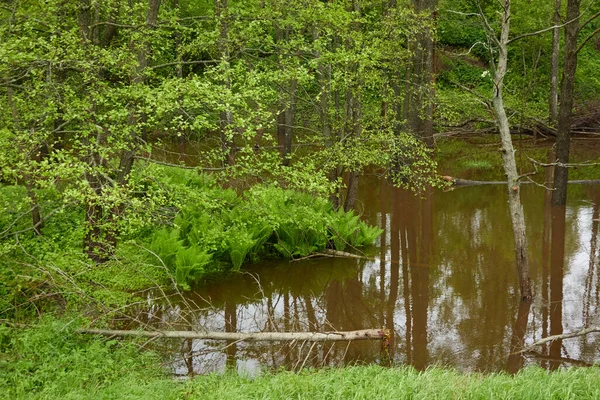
{"left": 2, "top": 321, "right": 599, "bottom": 399}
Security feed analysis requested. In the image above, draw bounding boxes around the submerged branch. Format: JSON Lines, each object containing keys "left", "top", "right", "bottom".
{"left": 77, "top": 328, "right": 387, "bottom": 342}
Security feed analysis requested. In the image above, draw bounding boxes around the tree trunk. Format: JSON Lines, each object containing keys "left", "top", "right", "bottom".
{"left": 215, "top": 0, "right": 235, "bottom": 166}
{"left": 549, "top": 0, "right": 561, "bottom": 124}
{"left": 341, "top": 0, "right": 362, "bottom": 211}
{"left": 80, "top": 0, "right": 160, "bottom": 262}
{"left": 404, "top": 0, "right": 436, "bottom": 146}
{"left": 78, "top": 328, "right": 388, "bottom": 342}
{"left": 343, "top": 171, "right": 359, "bottom": 212}
{"left": 552, "top": 0, "right": 581, "bottom": 205}
{"left": 282, "top": 79, "right": 297, "bottom": 166}
{"left": 491, "top": 0, "right": 532, "bottom": 301}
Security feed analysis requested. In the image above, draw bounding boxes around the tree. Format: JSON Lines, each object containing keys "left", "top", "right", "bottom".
{"left": 551, "top": 0, "right": 579, "bottom": 206}
{"left": 0, "top": 0, "right": 439, "bottom": 263}
{"left": 481, "top": 0, "right": 532, "bottom": 300}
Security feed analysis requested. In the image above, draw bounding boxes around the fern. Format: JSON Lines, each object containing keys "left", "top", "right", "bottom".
{"left": 149, "top": 228, "right": 183, "bottom": 268}
{"left": 329, "top": 209, "right": 360, "bottom": 251}
{"left": 174, "top": 246, "right": 212, "bottom": 290}
{"left": 355, "top": 222, "right": 384, "bottom": 246}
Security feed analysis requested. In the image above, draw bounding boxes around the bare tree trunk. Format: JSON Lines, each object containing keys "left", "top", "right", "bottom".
{"left": 549, "top": 0, "right": 561, "bottom": 124}
{"left": 552, "top": 0, "right": 581, "bottom": 205}
{"left": 344, "top": 172, "right": 359, "bottom": 212}
{"left": 404, "top": 0, "right": 436, "bottom": 146}
{"left": 282, "top": 79, "right": 297, "bottom": 166}
{"left": 7, "top": 83, "right": 45, "bottom": 235}
{"left": 491, "top": 0, "right": 532, "bottom": 301}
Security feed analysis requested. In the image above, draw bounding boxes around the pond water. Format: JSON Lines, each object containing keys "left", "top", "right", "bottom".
{"left": 132, "top": 168, "right": 600, "bottom": 376}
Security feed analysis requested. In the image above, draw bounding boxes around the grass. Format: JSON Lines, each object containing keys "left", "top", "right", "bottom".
{"left": 189, "top": 366, "right": 600, "bottom": 400}
{"left": 2, "top": 320, "right": 600, "bottom": 400}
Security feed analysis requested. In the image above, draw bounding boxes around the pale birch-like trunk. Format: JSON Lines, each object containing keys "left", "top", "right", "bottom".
{"left": 491, "top": 0, "right": 532, "bottom": 301}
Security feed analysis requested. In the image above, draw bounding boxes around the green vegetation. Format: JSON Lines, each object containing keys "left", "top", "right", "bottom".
{"left": 147, "top": 173, "right": 382, "bottom": 288}
{"left": 2, "top": 321, "right": 600, "bottom": 400}
{"left": 0, "top": 320, "right": 180, "bottom": 400}
{"left": 191, "top": 366, "right": 600, "bottom": 400}
{"left": 1, "top": 0, "right": 600, "bottom": 398}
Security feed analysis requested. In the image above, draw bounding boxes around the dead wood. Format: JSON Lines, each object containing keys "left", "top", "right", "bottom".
{"left": 322, "top": 248, "right": 369, "bottom": 259}
{"left": 442, "top": 176, "right": 600, "bottom": 187}
{"left": 77, "top": 328, "right": 387, "bottom": 342}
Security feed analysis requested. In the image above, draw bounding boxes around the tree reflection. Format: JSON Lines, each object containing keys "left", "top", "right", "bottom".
{"left": 125, "top": 176, "right": 600, "bottom": 374}
{"left": 549, "top": 205, "right": 566, "bottom": 370}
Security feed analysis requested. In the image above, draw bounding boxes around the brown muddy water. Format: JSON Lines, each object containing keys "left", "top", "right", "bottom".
{"left": 133, "top": 171, "right": 600, "bottom": 376}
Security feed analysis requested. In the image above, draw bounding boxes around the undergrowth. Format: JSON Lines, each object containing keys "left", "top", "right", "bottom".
{"left": 147, "top": 177, "right": 383, "bottom": 289}
{"left": 0, "top": 318, "right": 182, "bottom": 400}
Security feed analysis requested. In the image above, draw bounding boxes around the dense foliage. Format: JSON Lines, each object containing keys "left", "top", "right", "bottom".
{"left": 0, "top": 0, "right": 442, "bottom": 265}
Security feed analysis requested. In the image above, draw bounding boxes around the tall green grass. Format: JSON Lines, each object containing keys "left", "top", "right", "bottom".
{"left": 3, "top": 320, "right": 599, "bottom": 400}
{"left": 190, "top": 365, "right": 600, "bottom": 400}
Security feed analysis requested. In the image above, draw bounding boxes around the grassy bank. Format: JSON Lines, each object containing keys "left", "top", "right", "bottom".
{"left": 2, "top": 321, "right": 599, "bottom": 400}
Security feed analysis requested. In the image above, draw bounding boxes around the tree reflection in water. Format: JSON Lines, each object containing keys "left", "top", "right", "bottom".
{"left": 125, "top": 178, "right": 600, "bottom": 375}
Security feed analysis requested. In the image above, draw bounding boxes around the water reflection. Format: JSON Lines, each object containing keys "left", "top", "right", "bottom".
{"left": 132, "top": 177, "right": 600, "bottom": 375}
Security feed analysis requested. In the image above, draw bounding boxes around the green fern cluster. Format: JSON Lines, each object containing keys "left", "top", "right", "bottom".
{"left": 147, "top": 179, "right": 382, "bottom": 288}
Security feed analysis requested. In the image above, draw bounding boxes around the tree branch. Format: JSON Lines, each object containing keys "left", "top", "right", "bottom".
{"left": 576, "top": 26, "right": 600, "bottom": 54}
{"left": 580, "top": 9, "right": 600, "bottom": 30}
{"left": 507, "top": 15, "right": 582, "bottom": 44}
{"left": 149, "top": 60, "right": 219, "bottom": 70}
{"left": 517, "top": 326, "right": 600, "bottom": 354}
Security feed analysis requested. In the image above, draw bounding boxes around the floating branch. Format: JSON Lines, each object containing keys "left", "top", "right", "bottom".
{"left": 78, "top": 328, "right": 387, "bottom": 342}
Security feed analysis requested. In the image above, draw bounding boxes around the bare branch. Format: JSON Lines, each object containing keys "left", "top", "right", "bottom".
{"left": 508, "top": 14, "right": 582, "bottom": 44}
{"left": 580, "top": 9, "right": 600, "bottom": 30}
{"left": 149, "top": 60, "right": 219, "bottom": 70}
{"left": 517, "top": 326, "right": 600, "bottom": 354}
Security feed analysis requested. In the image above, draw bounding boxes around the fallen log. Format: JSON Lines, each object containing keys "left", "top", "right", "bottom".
{"left": 442, "top": 176, "right": 600, "bottom": 187}
{"left": 77, "top": 328, "right": 387, "bottom": 342}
